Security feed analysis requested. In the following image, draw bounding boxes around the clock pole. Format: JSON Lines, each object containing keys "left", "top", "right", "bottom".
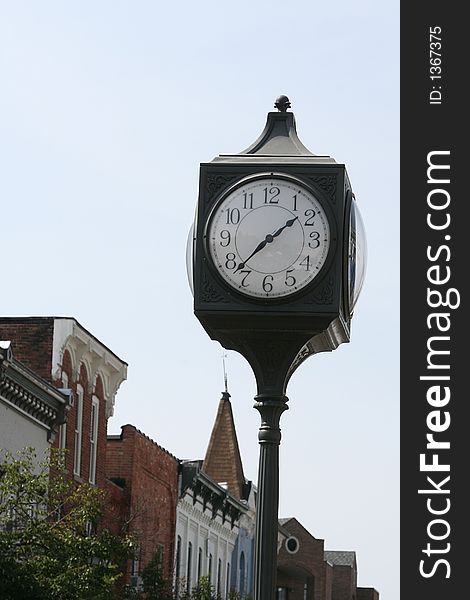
{"left": 253, "top": 394, "right": 287, "bottom": 600}
{"left": 233, "top": 335, "right": 310, "bottom": 600}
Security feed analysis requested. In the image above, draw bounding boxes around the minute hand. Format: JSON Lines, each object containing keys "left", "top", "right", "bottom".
{"left": 271, "top": 216, "right": 298, "bottom": 238}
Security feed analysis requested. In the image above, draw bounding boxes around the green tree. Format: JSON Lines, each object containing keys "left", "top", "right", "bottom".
{"left": 140, "top": 547, "right": 174, "bottom": 599}
{"left": 0, "top": 448, "right": 134, "bottom": 600}
{"left": 190, "top": 575, "right": 219, "bottom": 600}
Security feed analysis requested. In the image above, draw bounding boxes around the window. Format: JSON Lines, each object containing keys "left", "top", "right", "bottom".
{"left": 226, "top": 562, "right": 230, "bottom": 599}
{"left": 208, "top": 553, "right": 212, "bottom": 583}
{"left": 89, "top": 396, "right": 99, "bottom": 484}
{"left": 187, "top": 542, "right": 192, "bottom": 592}
{"left": 217, "top": 558, "right": 221, "bottom": 597}
{"left": 239, "top": 552, "right": 245, "bottom": 597}
{"left": 58, "top": 372, "right": 68, "bottom": 449}
{"left": 73, "top": 384, "right": 84, "bottom": 476}
{"left": 197, "top": 547, "right": 202, "bottom": 581}
{"left": 175, "top": 536, "right": 181, "bottom": 593}
{"left": 132, "top": 554, "right": 140, "bottom": 577}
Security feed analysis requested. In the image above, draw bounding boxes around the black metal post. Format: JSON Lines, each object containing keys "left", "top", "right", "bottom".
{"left": 253, "top": 394, "right": 289, "bottom": 600}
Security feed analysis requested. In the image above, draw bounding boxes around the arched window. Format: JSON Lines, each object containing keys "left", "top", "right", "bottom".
{"left": 73, "top": 383, "right": 84, "bottom": 476}
{"left": 208, "top": 553, "right": 213, "bottom": 583}
{"left": 175, "top": 535, "right": 182, "bottom": 588}
{"left": 226, "top": 562, "right": 231, "bottom": 599}
{"left": 187, "top": 542, "right": 193, "bottom": 592}
{"left": 89, "top": 395, "right": 99, "bottom": 484}
{"left": 197, "top": 547, "right": 202, "bottom": 581}
{"left": 58, "top": 371, "right": 69, "bottom": 449}
{"left": 217, "top": 558, "right": 222, "bottom": 597}
{"left": 239, "top": 551, "right": 245, "bottom": 597}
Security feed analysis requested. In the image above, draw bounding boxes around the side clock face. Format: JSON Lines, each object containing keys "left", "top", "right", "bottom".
{"left": 347, "top": 198, "right": 367, "bottom": 315}
{"left": 207, "top": 175, "right": 331, "bottom": 299}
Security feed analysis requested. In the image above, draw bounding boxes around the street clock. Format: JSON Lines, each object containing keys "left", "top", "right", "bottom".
{"left": 188, "top": 97, "right": 366, "bottom": 385}
{"left": 187, "top": 96, "right": 366, "bottom": 600}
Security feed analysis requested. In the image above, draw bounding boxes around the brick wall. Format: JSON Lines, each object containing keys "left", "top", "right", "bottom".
{"left": 330, "top": 565, "right": 355, "bottom": 600}
{"left": 357, "top": 588, "right": 379, "bottom": 600}
{"left": 104, "top": 425, "right": 179, "bottom": 580}
{"left": 325, "top": 563, "right": 333, "bottom": 600}
{"left": 0, "top": 317, "right": 54, "bottom": 382}
{"left": 104, "top": 478, "right": 127, "bottom": 536}
{"left": 277, "top": 518, "right": 327, "bottom": 600}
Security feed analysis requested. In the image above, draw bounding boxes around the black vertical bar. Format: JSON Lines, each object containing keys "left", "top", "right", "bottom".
{"left": 401, "top": 2, "right": 465, "bottom": 598}
{"left": 253, "top": 396, "right": 288, "bottom": 600}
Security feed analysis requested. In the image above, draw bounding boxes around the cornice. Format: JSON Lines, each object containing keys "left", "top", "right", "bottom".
{"left": 178, "top": 496, "right": 239, "bottom": 540}
{"left": 1, "top": 342, "right": 70, "bottom": 441}
{"left": 51, "top": 318, "right": 127, "bottom": 418}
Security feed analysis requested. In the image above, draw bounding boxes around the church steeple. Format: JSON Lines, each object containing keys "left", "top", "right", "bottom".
{"left": 202, "top": 390, "right": 246, "bottom": 500}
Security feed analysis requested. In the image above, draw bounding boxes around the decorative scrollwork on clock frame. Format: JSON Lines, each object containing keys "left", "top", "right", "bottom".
{"left": 201, "top": 272, "right": 230, "bottom": 304}
{"left": 302, "top": 275, "right": 335, "bottom": 305}
{"left": 205, "top": 174, "right": 240, "bottom": 208}
{"left": 307, "top": 175, "right": 337, "bottom": 205}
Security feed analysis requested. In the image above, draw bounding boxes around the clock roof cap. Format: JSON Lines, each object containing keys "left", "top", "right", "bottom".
{"left": 213, "top": 98, "right": 337, "bottom": 165}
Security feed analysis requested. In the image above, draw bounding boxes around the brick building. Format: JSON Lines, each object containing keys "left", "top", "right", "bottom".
{"left": 277, "top": 517, "right": 328, "bottom": 600}
{"left": 0, "top": 317, "right": 128, "bottom": 487}
{"left": 277, "top": 518, "right": 379, "bottom": 600}
{"left": 105, "top": 424, "right": 179, "bottom": 585}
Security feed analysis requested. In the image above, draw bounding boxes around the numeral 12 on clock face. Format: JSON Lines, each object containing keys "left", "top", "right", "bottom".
{"left": 207, "top": 175, "right": 331, "bottom": 299}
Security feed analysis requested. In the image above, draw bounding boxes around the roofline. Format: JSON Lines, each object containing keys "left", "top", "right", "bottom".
{"left": 0, "top": 316, "right": 128, "bottom": 366}
{"left": 106, "top": 423, "right": 179, "bottom": 462}
{"left": 1, "top": 342, "right": 70, "bottom": 438}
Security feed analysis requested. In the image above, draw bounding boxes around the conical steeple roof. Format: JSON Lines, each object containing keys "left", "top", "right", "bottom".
{"left": 202, "top": 391, "right": 245, "bottom": 500}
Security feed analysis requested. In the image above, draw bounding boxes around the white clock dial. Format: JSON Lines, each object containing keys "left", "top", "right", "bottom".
{"left": 207, "top": 175, "right": 331, "bottom": 299}
{"left": 347, "top": 198, "right": 367, "bottom": 314}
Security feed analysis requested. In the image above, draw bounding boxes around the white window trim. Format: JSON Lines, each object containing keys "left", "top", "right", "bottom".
{"left": 89, "top": 395, "right": 99, "bottom": 484}
{"left": 73, "top": 384, "right": 84, "bottom": 476}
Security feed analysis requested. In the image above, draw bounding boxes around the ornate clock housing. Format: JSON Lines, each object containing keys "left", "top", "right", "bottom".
{"left": 206, "top": 173, "right": 331, "bottom": 300}
{"left": 190, "top": 103, "right": 365, "bottom": 369}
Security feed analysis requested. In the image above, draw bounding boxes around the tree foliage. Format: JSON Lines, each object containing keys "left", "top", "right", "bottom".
{"left": 188, "top": 575, "right": 219, "bottom": 600}
{"left": 0, "top": 448, "right": 134, "bottom": 600}
{"left": 140, "top": 547, "right": 174, "bottom": 600}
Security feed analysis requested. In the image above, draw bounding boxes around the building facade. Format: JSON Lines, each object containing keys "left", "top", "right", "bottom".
{"left": 200, "top": 390, "right": 256, "bottom": 598}
{"left": 105, "top": 424, "right": 179, "bottom": 586}
{"left": 176, "top": 460, "right": 246, "bottom": 598}
{"left": 0, "top": 340, "right": 70, "bottom": 462}
{"left": 277, "top": 518, "right": 379, "bottom": 600}
{"left": 0, "top": 317, "right": 127, "bottom": 487}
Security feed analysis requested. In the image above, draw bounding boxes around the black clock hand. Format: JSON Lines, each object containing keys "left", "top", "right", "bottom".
{"left": 234, "top": 236, "right": 270, "bottom": 272}
{"left": 271, "top": 216, "right": 298, "bottom": 238}
{"left": 234, "top": 216, "right": 299, "bottom": 272}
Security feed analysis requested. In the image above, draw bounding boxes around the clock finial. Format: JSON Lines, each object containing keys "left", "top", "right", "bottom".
{"left": 274, "top": 95, "right": 291, "bottom": 112}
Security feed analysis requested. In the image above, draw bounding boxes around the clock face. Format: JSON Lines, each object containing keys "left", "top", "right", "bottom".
{"left": 347, "top": 198, "right": 367, "bottom": 315}
{"left": 207, "top": 175, "right": 331, "bottom": 299}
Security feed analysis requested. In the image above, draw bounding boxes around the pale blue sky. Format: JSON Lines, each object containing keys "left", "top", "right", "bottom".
{"left": 0, "top": 2, "right": 399, "bottom": 598}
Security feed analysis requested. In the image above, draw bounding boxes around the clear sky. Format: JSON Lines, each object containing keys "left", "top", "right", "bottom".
{"left": 0, "top": 2, "right": 399, "bottom": 598}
